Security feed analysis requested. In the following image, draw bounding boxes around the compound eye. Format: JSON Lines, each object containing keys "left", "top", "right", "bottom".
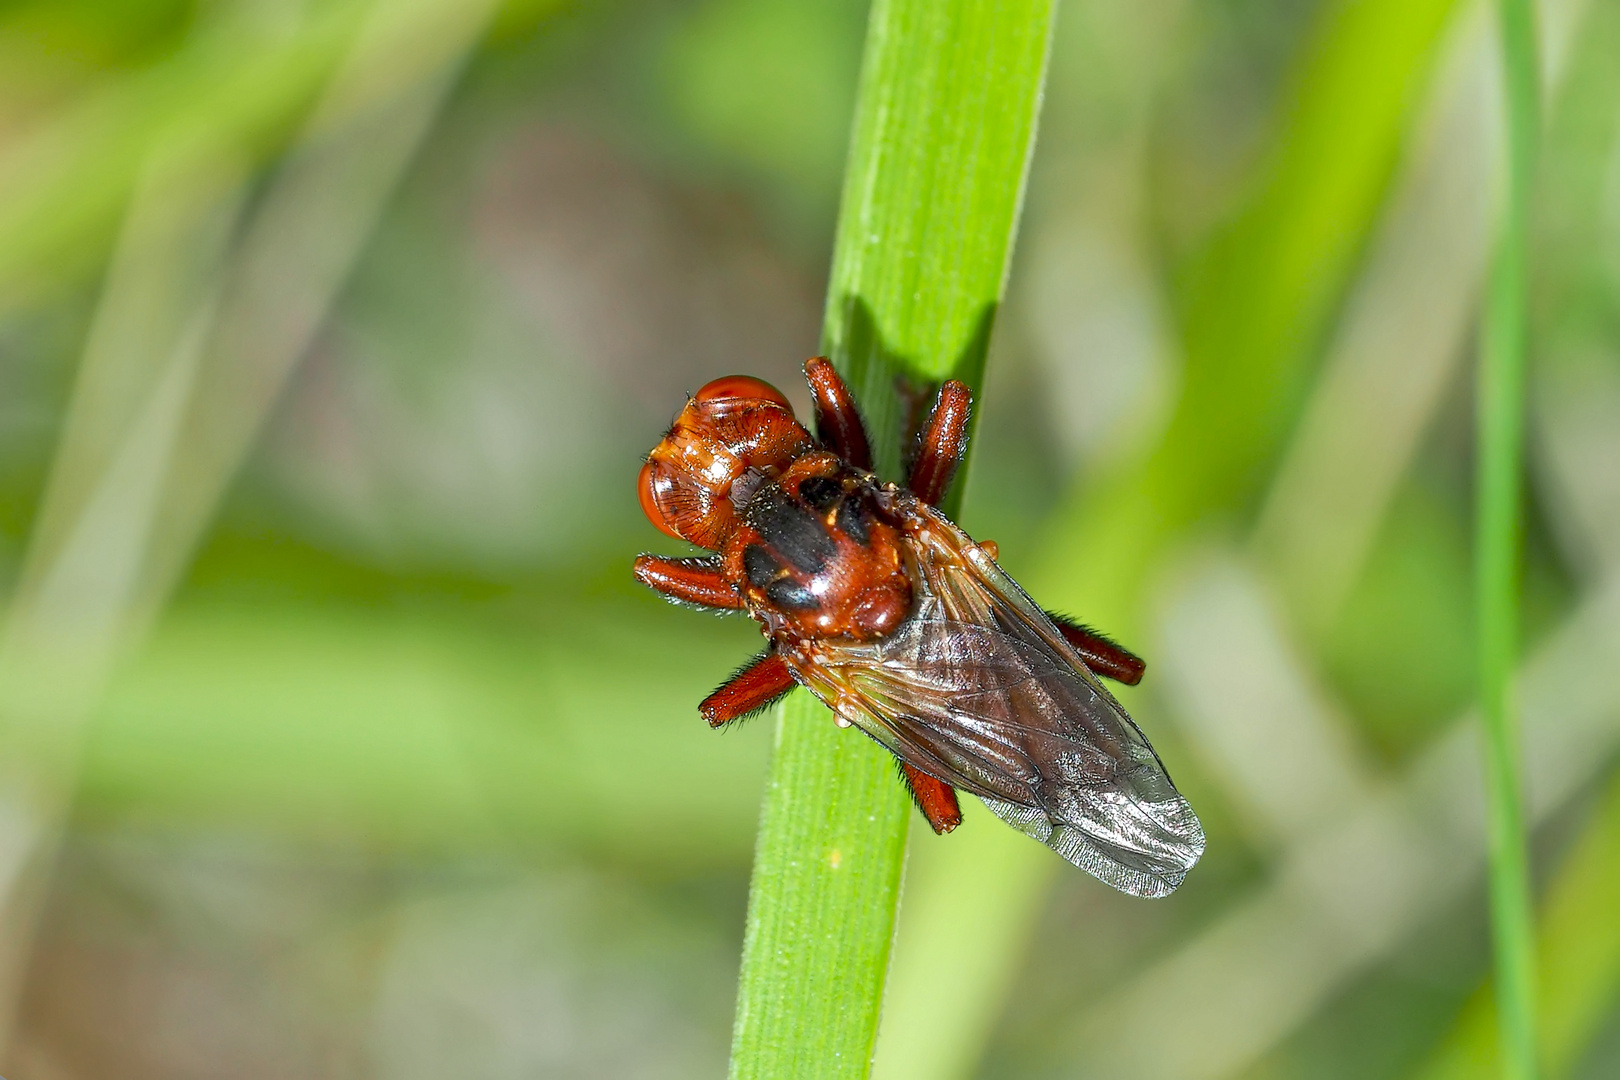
{"left": 694, "top": 375, "right": 791, "bottom": 410}
{"left": 638, "top": 460, "right": 684, "bottom": 540}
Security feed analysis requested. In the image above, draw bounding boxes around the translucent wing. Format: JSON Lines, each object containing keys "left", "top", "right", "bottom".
{"left": 789, "top": 496, "right": 1204, "bottom": 897}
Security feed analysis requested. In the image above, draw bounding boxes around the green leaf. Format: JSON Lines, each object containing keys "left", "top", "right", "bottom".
{"left": 727, "top": 2, "right": 1055, "bottom": 1077}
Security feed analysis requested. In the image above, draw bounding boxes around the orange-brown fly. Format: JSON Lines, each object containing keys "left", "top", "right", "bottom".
{"left": 635, "top": 358, "right": 1204, "bottom": 897}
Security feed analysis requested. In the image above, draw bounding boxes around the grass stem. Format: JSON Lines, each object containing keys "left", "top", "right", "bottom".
{"left": 726, "top": 2, "right": 1055, "bottom": 1076}
{"left": 1477, "top": 0, "right": 1540, "bottom": 1076}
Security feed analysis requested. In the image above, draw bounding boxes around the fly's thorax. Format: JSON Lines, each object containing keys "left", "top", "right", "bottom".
{"left": 724, "top": 459, "right": 914, "bottom": 644}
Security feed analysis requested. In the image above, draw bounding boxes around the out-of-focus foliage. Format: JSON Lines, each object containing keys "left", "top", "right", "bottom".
{"left": 0, "top": 0, "right": 1617, "bottom": 1077}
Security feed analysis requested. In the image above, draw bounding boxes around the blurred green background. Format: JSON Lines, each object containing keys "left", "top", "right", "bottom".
{"left": 0, "top": 0, "right": 1618, "bottom": 1076}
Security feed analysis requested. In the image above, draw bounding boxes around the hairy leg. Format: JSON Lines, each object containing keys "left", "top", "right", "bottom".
{"left": 965, "top": 538, "right": 1144, "bottom": 685}
{"left": 895, "top": 381, "right": 976, "bottom": 830}
{"left": 1048, "top": 614, "right": 1146, "bottom": 686}
{"left": 808, "top": 366, "right": 974, "bottom": 832}
{"left": 900, "top": 763, "right": 963, "bottom": 834}
{"left": 700, "top": 651, "right": 796, "bottom": 727}
{"left": 634, "top": 554, "right": 743, "bottom": 610}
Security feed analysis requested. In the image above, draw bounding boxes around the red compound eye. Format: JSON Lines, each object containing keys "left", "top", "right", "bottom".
{"left": 694, "top": 375, "right": 790, "bottom": 409}
{"left": 638, "top": 460, "right": 684, "bottom": 540}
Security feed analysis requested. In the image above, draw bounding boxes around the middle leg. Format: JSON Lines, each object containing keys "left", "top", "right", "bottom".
{"left": 898, "top": 380, "right": 975, "bottom": 831}
{"left": 700, "top": 651, "right": 797, "bottom": 727}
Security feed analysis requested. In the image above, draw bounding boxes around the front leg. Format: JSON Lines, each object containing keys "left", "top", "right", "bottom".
{"left": 634, "top": 554, "right": 744, "bottom": 610}
{"left": 908, "top": 380, "right": 972, "bottom": 507}
{"left": 804, "top": 356, "right": 873, "bottom": 470}
{"left": 899, "top": 380, "right": 975, "bottom": 828}
{"left": 972, "top": 538, "right": 1146, "bottom": 685}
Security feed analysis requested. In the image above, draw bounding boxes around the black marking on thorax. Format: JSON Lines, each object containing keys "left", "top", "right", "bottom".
{"left": 743, "top": 544, "right": 781, "bottom": 588}
{"left": 835, "top": 489, "right": 871, "bottom": 545}
{"left": 745, "top": 484, "right": 837, "bottom": 575}
{"left": 798, "top": 476, "right": 842, "bottom": 512}
{"left": 765, "top": 578, "right": 817, "bottom": 610}
{"left": 741, "top": 475, "right": 894, "bottom": 618}
{"left": 742, "top": 542, "right": 819, "bottom": 610}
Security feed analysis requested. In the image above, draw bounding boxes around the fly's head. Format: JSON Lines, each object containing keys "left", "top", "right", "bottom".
{"left": 639, "top": 376, "right": 814, "bottom": 550}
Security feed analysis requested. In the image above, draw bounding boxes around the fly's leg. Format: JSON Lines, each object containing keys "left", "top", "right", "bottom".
{"left": 700, "top": 651, "right": 797, "bottom": 727}
{"left": 634, "top": 555, "right": 744, "bottom": 610}
{"left": 900, "top": 763, "right": 963, "bottom": 834}
{"left": 808, "top": 369, "right": 987, "bottom": 832}
{"left": 908, "top": 380, "right": 972, "bottom": 507}
{"left": 967, "top": 538, "right": 1146, "bottom": 685}
{"left": 1047, "top": 614, "right": 1146, "bottom": 686}
{"left": 805, "top": 356, "right": 872, "bottom": 470}
{"left": 898, "top": 379, "right": 975, "bottom": 828}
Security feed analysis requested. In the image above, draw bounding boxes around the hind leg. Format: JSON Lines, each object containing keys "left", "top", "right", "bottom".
{"left": 965, "top": 539, "right": 1147, "bottom": 686}
{"left": 1047, "top": 615, "right": 1146, "bottom": 685}
{"left": 900, "top": 763, "right": 962, "bottom": 833}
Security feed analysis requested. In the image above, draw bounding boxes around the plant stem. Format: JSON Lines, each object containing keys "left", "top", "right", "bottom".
{"left": 727, "top": 2, "right": 1055, "bottom": 1077}
{"left": 1478, "top": 0, "right": 1539, "bottom": 1077}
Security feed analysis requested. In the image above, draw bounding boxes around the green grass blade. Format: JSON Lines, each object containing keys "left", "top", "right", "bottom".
{"left": 1415, "top": 771, "right": 1620, "bottom": 1080}
{"left": 727, "top": 2, "right": 1055, "bottom": 1077}
{"left": 1477, "top": 0, "right": 1541, "bottom": 1077}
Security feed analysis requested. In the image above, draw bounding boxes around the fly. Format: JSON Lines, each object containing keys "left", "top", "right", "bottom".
{"left": 635, "top": 359, "right": 1204, "bottom": 897}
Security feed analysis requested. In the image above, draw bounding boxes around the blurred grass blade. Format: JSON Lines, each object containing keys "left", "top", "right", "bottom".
{"left": 0, "top": 0, "right": 501, "bottom": 1053}
{"left": 870, "top": 815, "right": 1051, "bottom": 1080}
{"left": 728, "top": 2, "right": 1055, "bottom": 1077}
{"left": 1476, "top": 0, "right": 1541, "bottom": 1074}
{"left": 1416, "top": 771, "right": 1620, "bottom": 1080}
{"left": 0, "top": 1, "right": 369, "bottom": 311}
{"left": 1416, "top": 11, "right": 1620, "bottom": 1067}
{"left": 0, "top": 150, "right": 245, "bottom": 1057}
{"left": 81, "top": 594, "right": 773, "bottom": 867}
{"left": 137, "top": 0, "right": 505, "bottom": 604}
{"left": 1252, "top": 5, "right": 1497, "bottom": 635}
{"left": 1068, "top": 575, "right": 1620, "bottom": 1080}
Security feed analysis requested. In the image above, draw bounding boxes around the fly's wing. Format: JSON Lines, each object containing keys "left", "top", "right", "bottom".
{"left": 793, "top": 503, "right": 1204, "bottom": 898}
